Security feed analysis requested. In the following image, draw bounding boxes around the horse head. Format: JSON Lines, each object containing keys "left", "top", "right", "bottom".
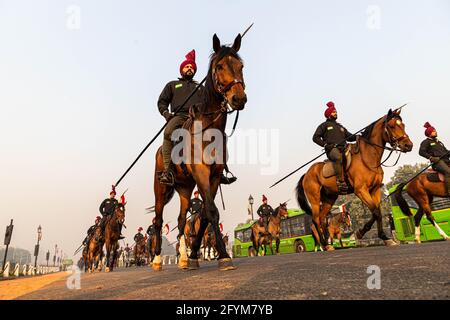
{"left": 114, "top": 203, "right": 126, "bottom": 225}
{"left": 384, "top": 109, "right": 413, "bottom": 152}
{"left": 277, "top": 202, "right": 289, "bottom": 219}
{"left": 208, "top": 34, "right": 247, "bottom": 110}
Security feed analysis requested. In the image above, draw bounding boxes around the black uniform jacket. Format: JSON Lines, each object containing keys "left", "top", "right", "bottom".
{"left": 313, "top": 119, "right": 356, "bottom": 148}
{"left": 419, "top": 138, "right": 450, "bottom": 163}
{"left": 157, "top": 78, "right": 204, "bottom": 115}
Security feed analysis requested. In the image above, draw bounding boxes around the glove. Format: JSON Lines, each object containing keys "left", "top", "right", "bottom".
{"left": 324, "top": 144, "right": 334, "bottom": 153}
{"left": 163, "top": 111, "right": 174, "bottom": 122}
{"left": 430, "top": 156, "right": 440, "bottom": 163}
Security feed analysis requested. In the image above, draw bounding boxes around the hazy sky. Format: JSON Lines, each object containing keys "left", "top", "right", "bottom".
{"left": 1, "top": 0, "right": 450, "bottom": 262}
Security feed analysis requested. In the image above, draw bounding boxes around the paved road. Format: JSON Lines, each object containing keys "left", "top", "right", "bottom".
{"left": 16, "top": 241, "right": 450, "bottom": 300}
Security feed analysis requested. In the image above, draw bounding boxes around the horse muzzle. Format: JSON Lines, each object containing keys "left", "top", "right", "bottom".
{"left": 231, "top": 94, "right": 247, "bottom": 110}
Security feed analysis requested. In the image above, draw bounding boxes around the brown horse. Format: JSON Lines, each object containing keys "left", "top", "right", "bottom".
{"left": 296, "top": 109, "right": 413, "bottom": 250}
{"left": 146, "top": 233, "right": 157, "bottom": 265}
{"left": 134, "top": 237, "right": 147, "bottom": 266}
{"left": 202, "top": 230, "right": 229, "bottom": 260}
{"left": 84, "top": 227, "right": 103, "bottom": 273}
{"left": 104, "top": 202, "right": 126, "bottom": 272}
{"left": 394, "top": 178, "right": 450, "bottom": 243}
{"left": 326, "top": 208, "right": 352, "bottom": 248}
{"left": 152, "top": 34, "right": 247, "bottom": 271}
{"left": 250, "top": 203, "right": 289, "bottom": 256}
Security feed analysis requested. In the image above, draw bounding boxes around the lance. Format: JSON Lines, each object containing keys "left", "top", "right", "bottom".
{"left": 113, "top": 23, "right": 254, "bottom": 188}
{"left": 269, "top": 103, "right": 408, "bottom": 188}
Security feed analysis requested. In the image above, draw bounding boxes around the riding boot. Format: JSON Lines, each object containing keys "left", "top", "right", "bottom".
{"left": 445, "top": 176, "right": 450, "bottom": 197}
{"left": 334, "top": 161, "right": 348, "bottom": 193}
{"left": 220, "top": 173, "right": 237, "bottom": 185}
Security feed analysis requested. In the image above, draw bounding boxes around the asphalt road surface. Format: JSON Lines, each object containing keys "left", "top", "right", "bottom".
{"left": 16, "top": 241, "right": 450, "bottom": 300}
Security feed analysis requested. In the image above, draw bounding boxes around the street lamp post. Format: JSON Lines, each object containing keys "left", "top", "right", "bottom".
{"left": 2, "top": 219, "right": 14, "bottom": 272}
{"left": 46, "top": 250, "right": 50, "bottom": 267}
{"left": 248, "top": 195, "right": 254, "bottom": 221}
{"left": 53, "top": 244, "right": 57, "bottom": 267}
{"left": 34, "top": 225, "right": 42, "bottom": 268}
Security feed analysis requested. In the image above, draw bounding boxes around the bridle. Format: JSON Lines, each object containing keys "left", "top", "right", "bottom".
{"left": 361, "top": 114, "right": 410, "bottom": 168}
{"left": 192, "top": 53, "right": 245, "bottom": 137}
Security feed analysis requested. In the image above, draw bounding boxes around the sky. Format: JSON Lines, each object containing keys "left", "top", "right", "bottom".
{"left": 1, "top": 0, "right": 450, "bottom": 263}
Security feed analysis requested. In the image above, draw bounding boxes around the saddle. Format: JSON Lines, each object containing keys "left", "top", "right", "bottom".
{"left": 322, "top": 145, "right": 352, "bottom": 178}
{"left": 426, "top": 169, "right": 445, "bottom": 183}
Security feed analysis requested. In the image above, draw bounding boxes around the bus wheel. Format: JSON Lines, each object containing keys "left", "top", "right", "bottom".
{"left": 295, "top": 240, "right": 306, "bottom": 253}
{"left": 248, "top": 247, "right": 256, "bottom": 257}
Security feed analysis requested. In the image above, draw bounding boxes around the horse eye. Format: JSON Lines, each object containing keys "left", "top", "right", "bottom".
{"left": 216, "top": 64, "right": 223, "bottom": 71}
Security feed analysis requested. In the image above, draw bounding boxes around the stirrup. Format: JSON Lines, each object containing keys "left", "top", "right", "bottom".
{"left": 159, "top": 171, "right": 174, "bottom": 186}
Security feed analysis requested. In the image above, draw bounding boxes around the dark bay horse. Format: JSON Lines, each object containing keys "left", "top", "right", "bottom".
{"left": 296, "top": 109, "right": 413, "bottom": 250}
{"left": 84, "top": 227, "right": 103, "bottom": 273}
{"left": 250, "top": 203, "right": 289, "bottom": 256}
{"left": 152, "top": 34, "right": 247, "bottom": 271}
{"left": 202, "top": 230, "right": 229, "bottom": 261}
{"left": 394, "top": 177, "right": 450, "bottom": 243}
{"left": 104, "top": 202, "right": 126, "bottom": 272}
{"left": 326, "top": 208, "right": 352, "bottom": 248}
{"left": 134, "top": 237, "right": 147, "bottom": 266}
{"left": 146, "top": 233, "right": 157, "bottom": 265}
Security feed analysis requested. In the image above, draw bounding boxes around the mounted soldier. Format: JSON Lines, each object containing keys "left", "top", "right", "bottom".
{"left": 82, "top": 216, "right": 101, "bottom": 246}
{"left": 419, "top": 122, "right": 450, "bottom": 195}
{"left": 134, "top": 227, "right": 145, "bottom": 243}
{"left": 187, "top": 190, "right": 203, "bottom": 238}
{"left": 313, "top": 101, "right": 356, "bottom": 193}
{"left": 99, "top": 186, "right": 124, "bottom": 239}
{"left": 256, "top": 195, "right": 274, "bottom": 234}
{"left": 147, "top": 218, "right": 157, "bottom": 236}
{"left": 157, "top": 49, "right": 237, "bottom": 186}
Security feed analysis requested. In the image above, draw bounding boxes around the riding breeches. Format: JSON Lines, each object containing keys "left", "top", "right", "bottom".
{"left": 327, "top": 147, "right": 344, "bottom": 182}
{"left": 162, "top": 114, "right": 189, "bottom": 171}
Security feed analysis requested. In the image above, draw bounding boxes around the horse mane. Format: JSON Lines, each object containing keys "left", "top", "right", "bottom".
{"left": 361, "top": 112, "right": 403, "bottom": 140}
{"left": 203, "top": 46, "right": 243, "bottom": 112}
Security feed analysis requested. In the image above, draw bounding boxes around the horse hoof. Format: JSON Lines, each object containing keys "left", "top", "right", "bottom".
{"left": 187, "top": 258, "right": 200, "bottom": 270}
{"left": 105, "top": 267, "right": 110, "bottom": 273}
{"left": 178, "top": 259, "right": 188, "bottom": 270}
{"left": 218, "top": 258, "right": 237, "bottom": 271}
{"left": 325, "top": 245, "right": 335, "bottom": 251}
{"left": 152, "top": 263, "right": 162, "bottom": 271}
{"left": 384, "top": 239, "right": 399, "bottom": 246}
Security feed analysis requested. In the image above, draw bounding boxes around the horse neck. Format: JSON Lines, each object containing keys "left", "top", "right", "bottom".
{"left": 358, "top": 118, "right": 386, "bottom": 169}
{"left": 202, "top": 93, "right": 228, "bottom": 131}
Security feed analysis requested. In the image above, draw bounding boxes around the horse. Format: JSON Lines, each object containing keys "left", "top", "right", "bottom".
{"left": 134, "top": 237, "right": 147, "bottom": 266}
{"left": 250, "top": 203, "right": 289, "bottom": 256}
{"left": 84, "top": 226, "right": 103, "bottom": 273}
{"left": 296, "top": 109, "right": 413, "bottom": 251}
{"left": 326, "top": 208, "right": 352, "bottom": 248}
{"left": 104, "top": 202, "right": 126, "bottom": 272}
{"left": 394, "top": 178, "right": 450, "bottom": 243}
{"left": 152, "top": 33, "right": 247, "bottom": 271}
{"left": 146, "top": 233, "right": 158, "bottom": 265}
{"left": 202, "top": 229, "right": 229, "bottom": 261}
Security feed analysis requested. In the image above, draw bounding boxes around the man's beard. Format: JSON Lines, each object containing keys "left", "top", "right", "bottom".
{"left": 183, "top": 71, "right": 194, "bottom": 80}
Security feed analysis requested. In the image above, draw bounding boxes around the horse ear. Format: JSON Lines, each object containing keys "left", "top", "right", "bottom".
{"left": 387, "top": 108, "right": 393, "bottom": 119}
{"left": 213, "top": 34, "right": 221, "bottom": 53}
{"left": 232, "top": 34, "right": 242, "bottom": 52}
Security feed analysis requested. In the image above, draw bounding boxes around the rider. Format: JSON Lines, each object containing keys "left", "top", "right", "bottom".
{"left": 134, "top": 227, "right": 145, "bottom": 244}
{"left": 188, "top": 190, "right": 203, "bottom": 238}
{"left": 82, "top": 216, "right": 101, "bottom": 246}
{"left": 419, "top": 122, "right": 450, "bottom": 195}
{"left": 256, "top": 195, "right": 274, "bottom": 234}
{"left": 147, "top": 218, "right": 157, "bottom": 238}
{"left": 99, "top": 186, "right": 124, "bottom": 239}
{"left": 313, "top": 101, "right": 356, "bottom": 193}
{"left": 157, "top": 49, "right": 237, "bottom": 186}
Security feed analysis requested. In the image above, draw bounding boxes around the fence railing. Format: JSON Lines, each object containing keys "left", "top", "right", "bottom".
{"left": 1, "top": 261, "right": 63, "bottom": 278}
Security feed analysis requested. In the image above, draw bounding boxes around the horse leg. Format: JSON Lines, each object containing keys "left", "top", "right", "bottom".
{"left": 276, "top": 237, "right": 280, "bottom": 255}
{"left": 338, "top": 231, "right": 344, "bottom": 248}
{"left": 423, "top": 206, "right": 450, "bottom": 240}
{"left": 305, "top": 181, "right": 329, "bottom": 249}
{"left": 176, "top": 189, "right": 192, "bottom": 269}
{"left": 354, "top": 187, "right": 385, "bottom": 241}
{"left": 319, "top": 197, "right": 338, "bottom": 251}
{"left": 105, "top": 242, "right": 111, "bottom": 272}
{"left": 414, "top": 208, "right": 425, "bottom": 243}
{"left": 152, "top": 192, "right": 166, "bottom": 271}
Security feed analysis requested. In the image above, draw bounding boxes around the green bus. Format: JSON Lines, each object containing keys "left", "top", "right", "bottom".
{"left": 389, "top": 185, "right": 450, "bottom": 242}
{"left": 233, "top": 208, "right": 356, "bottom": 257}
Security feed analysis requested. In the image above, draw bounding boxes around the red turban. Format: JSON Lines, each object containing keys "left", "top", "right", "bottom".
{"left": 262, "top": 195, "right": 267, "bottom": 202}
{"left": 110, "top": 185, "right": 116, "bottom": 195}
{"left": 179, "top": 49, "right": 197, "bottom": 75}
{"left": 324, "top": 101, "right": 337, "bottom": 118}
{"left": 138, "top": 227, "right": 143, "bottom": 232}
{"left": 424, "top": 122, "right": 436, "bottom": 137}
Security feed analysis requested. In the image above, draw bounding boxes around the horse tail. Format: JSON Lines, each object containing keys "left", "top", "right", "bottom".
{"left": 393, "top": 183, "right": 413, "bottom": 217}
{"left": 296, "top": 175, "right": 312, "bottom": 216}
{"left": 164, "top": 187, "right": 175, "bottom": 205}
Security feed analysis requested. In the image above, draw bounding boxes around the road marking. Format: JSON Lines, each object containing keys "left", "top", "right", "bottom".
{"left": 0, "top": 272, "right": 68, "bottom": 300}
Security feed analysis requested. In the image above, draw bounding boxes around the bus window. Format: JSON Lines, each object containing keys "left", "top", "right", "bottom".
{"left": 431, "top": 197, "right": 450, "bottom": 211}
{"left": 234, "top": 231, "right": 244, "bottom": 242}
{"left": 243, "top": 229, "right": 252, "bottom": 242}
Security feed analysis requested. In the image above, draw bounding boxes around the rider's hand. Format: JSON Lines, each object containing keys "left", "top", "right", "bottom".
{"left": 430, "top": 156, "right": 440, "bottom": 163}
{"left": 163, "top": 111, "right": 174, "bottom": 122}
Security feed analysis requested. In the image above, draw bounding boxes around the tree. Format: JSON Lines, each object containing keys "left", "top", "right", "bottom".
{"left": 385, "top": 163, "right": 428, "bottom": 190}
